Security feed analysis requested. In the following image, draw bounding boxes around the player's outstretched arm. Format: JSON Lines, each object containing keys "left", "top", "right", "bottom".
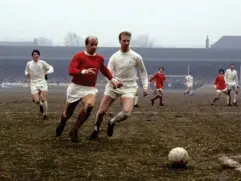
{"left": 136, "top": 56, "right": 148, "bottom": 93}
{"left": 69, "top": 54, "right": 84, "bottom": 76}
{"left": 107, "top": 55, "right": 115, "bottom": 74}
{"left": 100, "top": 57, "right": 122, "bottom": 88}
{"left": 68, "top": 54, "right": 97, "bottom": 76}
{"left": 25, "top": 62, "right": 30, "bottom": 79}
{"left": 43, "top": 61, "right": 54, "bottom": 74}
{"left": 235, "top": 70, "right": 239, "bottom": 87}
{"left": 214, "top": 77, "right": 218, "bottom": 88}
{"left": 224, "top": 70, "right": 228, "bottom": 83}
{"left": 184, "top": 76, "right": 188, "bottom": 84}
{"left": 100, "top": 57, "right": 113, "bottom": 81}
{"left": 149, "top": 74, "right": 156, "bottom": 83}
{"left": 136, "top": 57, "right": 148, "bottom": 87}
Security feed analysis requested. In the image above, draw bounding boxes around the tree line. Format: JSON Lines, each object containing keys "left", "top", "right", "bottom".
{"left": 33, "top": 32, "right": 156, "bottom": 47}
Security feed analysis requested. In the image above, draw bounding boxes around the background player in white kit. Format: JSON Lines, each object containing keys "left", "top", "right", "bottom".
{"left": 184, "top": 73, "right": 194, "bottom": 96}
{"left": 89, "top": 31, "right": 149, "bottom": 139}
{"left": 225, "top": 64, "right": 239, "bottom": 106}
{"left": 25, "top": 50, "right": 54, "bottom": 119}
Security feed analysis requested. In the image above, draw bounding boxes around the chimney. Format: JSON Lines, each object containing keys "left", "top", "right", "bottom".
{"left": 205, "top": 35, "right": 209, "bottom": 49}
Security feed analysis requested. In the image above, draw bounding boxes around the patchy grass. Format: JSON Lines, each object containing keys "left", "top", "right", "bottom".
{"left": 0, "top": 89, "right": 241, "bottom": 181}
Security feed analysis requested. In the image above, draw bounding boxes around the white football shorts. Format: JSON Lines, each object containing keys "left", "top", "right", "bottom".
{"left": 104, "top": 82, "right": 137, "bottom": 99}
{"left": 186, "top": 83, "right": 193, "bottom": 88}
{"left": 67, "top": 83, "right": 98, "bottom": 103}
{"left": 216, "top": 88, "right": 227, "bottom": 93}
{"left": 30, "top": 80, "right": 48, "bottom": 95}
{"left": 226, "top": 82, "right": 238, "bottom": 90}
{"left": 153, "top": 88, "right": 163, "bottom": 96}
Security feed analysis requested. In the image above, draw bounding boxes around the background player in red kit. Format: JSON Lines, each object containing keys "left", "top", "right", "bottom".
{"left": 211, "top": 69, "right": 227, "bottom": 105}
{"left": 56, "top": 36, "right": 122, "bottom": 142}
{"left": 149, "top": 67, "right": 167, "bottom": 106}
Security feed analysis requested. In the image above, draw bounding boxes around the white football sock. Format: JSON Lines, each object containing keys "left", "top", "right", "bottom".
{"left": 43, "top": 101, "right": 48, "bottom": 115}
{"left": 110, "top": 111, "right": 130, "bottom": 124}
{"left": 134, "top": 96, "right": 138, "bottom": 105}
{"left": 185, "top": 89, "right": 189, "bottom": 94}
{"left": 233, "top": 94, "right": 237, "bottom": 103}
{"left": 226, "top": 95, "right": 230, "bottom": 104}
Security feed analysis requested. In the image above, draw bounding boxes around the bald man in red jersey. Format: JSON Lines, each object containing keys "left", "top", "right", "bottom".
{"left": 56, "top": 36, "right": 122, "bottom": 142}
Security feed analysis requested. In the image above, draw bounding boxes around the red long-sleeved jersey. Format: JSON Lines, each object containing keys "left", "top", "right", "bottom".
{"left": 149, "top": 72, "right": 167, "bottom": 89}
{"left": 214, "top": 75, "right": 226, "bottom": 90}
{"left": 69, "top": 52, "right": 113, "bottom": 87}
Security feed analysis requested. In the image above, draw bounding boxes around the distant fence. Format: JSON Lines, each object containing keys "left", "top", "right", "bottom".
{"left": 1, "top": 82, "right": 205, "bottom": 90}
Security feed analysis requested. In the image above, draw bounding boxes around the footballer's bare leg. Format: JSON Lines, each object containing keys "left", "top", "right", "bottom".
{"left": 32, "top": 93, "right": 40, "bottom": 104}
{"left": 211, "top": 92, "right": 221, "bottom": 105}
{"left": 233, "top": 87, "right": 238, "bottom": 106}
{"left": 39, "top": 91, "right": 48, "bottom": 119}
{"left": 89, "top": 95, "right": 115, "bottom": 140}
{"left": 151, "top": 90, "right": 160, "bottom": 106}
{"left": 158, "top": 89, "right": 164, "bottom": 106}
{"left": 134, "top": 91, "right": 140, "bottom": 107}
{"left": 32, "top": 91, "right": 44, "bottom": 115}
{"left": 190, "top": 87, "right": 194, "bottom": 96}
{"left": 56, "top": 100, "right": 80, "bottom": 137}
{"left": 226, "top": 89, "right": 232, "bottom": 106}
{"left": 69, "top": 94, "right": 96, "bottom": 142}
{"left": 107, "top": 96, "right": 133, "bottom": 137}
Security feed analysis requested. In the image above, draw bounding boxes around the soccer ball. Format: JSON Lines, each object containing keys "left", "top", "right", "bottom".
{"left": 168, "top": 147, "right": 189, "bottom": 167}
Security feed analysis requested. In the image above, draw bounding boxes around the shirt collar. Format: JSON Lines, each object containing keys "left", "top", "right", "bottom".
{"left": 84, "top": 51, "right": 96, "bottom": 56}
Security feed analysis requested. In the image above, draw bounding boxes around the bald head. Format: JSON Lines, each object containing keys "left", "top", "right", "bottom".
{"left": 85, "top": 36, "right": 98, "bottom": 45}
{"left": 85, "top": 36, "right": 98, "bottom": 55}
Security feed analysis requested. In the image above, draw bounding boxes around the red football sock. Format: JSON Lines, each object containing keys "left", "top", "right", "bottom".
{"left": 159, "top": 96, "right": 163, "bottom": 104}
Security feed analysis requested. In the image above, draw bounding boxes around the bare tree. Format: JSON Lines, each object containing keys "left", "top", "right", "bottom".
{"left": 34, "top": 37, "right": 53, "bottom": 46}
{"left": 64, "top": 31, "right": 83, "bottom": 47}
{"left": 131, "top": 35, "right": 155, "bottom": 48}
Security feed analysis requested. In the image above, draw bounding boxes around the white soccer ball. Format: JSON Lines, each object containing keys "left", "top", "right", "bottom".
{"left": 168, "top": 147, "right": 189, "bottom": 167}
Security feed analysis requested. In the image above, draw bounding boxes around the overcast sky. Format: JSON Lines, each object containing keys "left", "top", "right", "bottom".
{"left": 0, "top": 0, "right": 240, "bottom": 47}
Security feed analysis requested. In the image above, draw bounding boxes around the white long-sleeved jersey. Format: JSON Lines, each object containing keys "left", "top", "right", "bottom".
{"left": 185, "top": 75, "right": 194, "bottom": 85}
{"left": 107, "top": 49, "right": 148, "bottom": 89}
{"left": 224, "top": 68, "right": 238, "bottom": 85}
{"left": 25, "top": 60, "right": 54, "bottom": 83}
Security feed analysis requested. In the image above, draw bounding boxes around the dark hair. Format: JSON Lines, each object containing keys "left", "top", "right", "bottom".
{"left": 219, "top": 69, "right": 224, "bottom": 73}
{"left": 159, "top": 67, "right": 164, "bottom": 71}
{"left": 85, "top": 36, "right": 98, "bottom": 45}
{"left": 118, "top": 31, "right": 132, "bottom": 41}
{"left": 32, "top": 49, "right": 40, "bottom": 56}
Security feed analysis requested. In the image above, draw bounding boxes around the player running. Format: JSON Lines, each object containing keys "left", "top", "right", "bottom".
{"left": 225, "top": 64, "right": 239, "bottom": 106}
{"left": 211, "top": 69, "right": 227, "bottom": 105}
{"left": 25, "top": 49, "right": 54, "bottom": 120}
{"left": 149, "top": 67, "right": 167, "bottom": 106}
{"left": 89, "top": 31, "right": 148, "bottom": 139}
{"left": 184, "top": 73, "right": 194, "bottom": 96}
{"left": 55, "top": 36, "right": 122, "bottom": 142}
